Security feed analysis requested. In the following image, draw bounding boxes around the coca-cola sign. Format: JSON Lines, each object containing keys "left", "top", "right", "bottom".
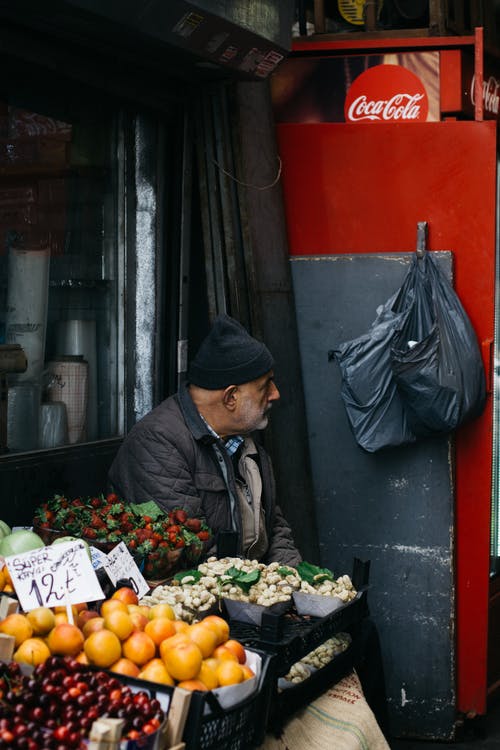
{"left": 344, "top": 64, "right": 429, "bottom": 123}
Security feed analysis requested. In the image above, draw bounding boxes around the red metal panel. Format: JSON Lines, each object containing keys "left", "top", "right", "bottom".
{"left": 440, "top": 49, "right": 463, "bottom": 113}
{"left": 276, "top": 120, "right": 496, "bottom": 714}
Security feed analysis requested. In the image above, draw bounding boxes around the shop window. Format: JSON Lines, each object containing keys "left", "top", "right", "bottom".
{"left": 0, "top": 100, "right": 122, "bottom": 454}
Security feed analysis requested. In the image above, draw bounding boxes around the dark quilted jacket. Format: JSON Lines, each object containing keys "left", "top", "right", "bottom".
{"left": 108, "top": 385, "right": 301, "bottom": 566}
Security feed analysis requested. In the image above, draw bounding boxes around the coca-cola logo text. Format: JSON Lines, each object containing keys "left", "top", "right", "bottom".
{"left": 344, "top": 64, "right": 428, "bottom": 123}
{"left": 470, "top": 74, "right": 500, "bottom": 116}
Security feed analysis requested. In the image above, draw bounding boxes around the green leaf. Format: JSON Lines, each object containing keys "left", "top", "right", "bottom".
{"left": 127, "top": 501, "right": 165, "bottom": 520}
{"left": 296, "top": 561, "right": 335, "bottom": 585}
{"left": 173, "top": 569, "right": 202, "bottom": 584}
{"left": 277, "top": 566, "right": 295, "bottom": 577}
{"left": 224, "top": 566, "right": 261, "bottom": 593}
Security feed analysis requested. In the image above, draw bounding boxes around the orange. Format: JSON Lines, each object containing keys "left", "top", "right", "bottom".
{"left": 223, "top": 639, "right": 246, "bottom": 665}
{"left": 241, "top": 664, "right": 256, "bottom": 681}
{"left": 213, "top": 644, "right": 238, "bottom": 663}
{"left": 177, "top": 679, "right": 208, "bottom": 691}
{"left": 77, "top": 609, "right": 101, "bottom": 629}
{"left": 200, "top": 615, "right": 230, "bottom": 645}
{"left": 0, "top": 613, "right": 34, "bottom": 648}
{"left": 84, "top": 629, "right": 122, "bottom": 668}
{"left": 122, "top": 631, "right": 156, "bottom": 666}
{"left": 196, "top": 658, "right": 220, "bottom": 690}
{"left": 82, "top": 617, "right": 105, "bottom": 637}
{"left": 187, "top": 622, "right": 218, "bottom": 659}
{"left": 26, "top": 607, "right": 56, "bottom": 636}
{"left": 54, "top": 612, "right": 69, "bottom": 626}
{"left": 2, "top": 566, "right": 12, "bottom": 587}
{"left": 47, "top": 623, "right": 84, "bottom": 657}
{"left": 138, "top": 658, "right": 175, "bottom": 686}
{"left": 172, "top": 620, "right": 190, "bottom": 634}
{"left": 13, "top": 637, "right": 51, "bottom": 666}
{"left": 159, "top": 632, "right": 191, "bottom": 655}
{"left": 149, "top": 603, "right": 175, "bottom": 621}
{"left": 100, "top": 599, "right": 128, "bottom": 617}
{"left": 53, "top": 604, "right": 79, "bottom": 620}
{"left": 144, "top": 617, "right": 176, "bottom": 646}
{"left": 130, "top": 612, "right": 149, "bottom": 633}
{"left": 112, "top": 587, "right": 139, "bottom": 606}
{"left": 216, "top": 660, "right": 244, "bottom": 686}
{"left": 103, "top": 610, "right": 134, "bottom": 641}
{"left": 109, "top": 657, "right": 141, "bottom": 678}
{"left": 0, "top": 567, "right": 6, "bottom": 591}
{"left": 128, "top": 604, "right": 151, "bottom": 619}
{"left": 75, "top": 650, "right": 90, "bottom": 665}
{"left": 161, "top": 640, "right": 203, "bottom": 682}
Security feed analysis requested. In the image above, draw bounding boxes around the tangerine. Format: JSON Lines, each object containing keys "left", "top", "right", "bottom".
{"left": 26, "top": 607, "right": 55, "bottom": 637}
{"left": 138, "top": 658, "right": 175, "bottom": 685}
{"left": 109, "top": 657, "right": 141, "bottom": 678}
{"left": 103, "top": 610, "right": 134, "bottom": 641}
{"left": 0, "top": 613, "right": 34, "bottom": 647}
{"left": 100, "top": 599, "right": 128, "bottom": 617}
{"left": 144, "top": 616, "right": 176, "bottom": 646}
{"left": 196, "top": 658, "right": 220, "bottom": 690}
{"left": 216, "top": 660, "right": 245, "bottom": 686}
{"left": 187, "top": 622, "right": 218, "bottom": 658}
{"left": 14, "top": 637, "right": 51, "bottom": 666}
{"left": 75, "top": 651, "right": 90, "bottom": 665}
{"left": 112, "top": 587, "right": 139, "bottom": 606}
{"left": 200, "top": 615, "right": 230, "bottom": 645}
{"left": 213, "top": 644, "right": 238, "bottom": 663}
{"left": 82, "top": 617, "right": 105, "bottom": 638}
{"left": 161, "top": 640, "right": 203, "bottom": 681}
{"left": 149, "top": 603, "right": 175, "bottom": 621}
{"left": 84, "top": 629, "right": 122, "bottom": 668}
{"left": 172, "top": 620, "right": 190, "bottom": 634}
{"left": 47, "top": 623, "right": 84, "bottom": 657}
{"left": 241, "top": 664, "right": 256, "bottom": 681}
{"left": 130, "top": 611, "right": 149, "bottom": 632}
{"left": 177, "top": 679, "right": 208, "bottom": 691}
{"left": 223, "top": 639, "right": 246, "bottom": 665}
{"left": 122, "top": 631, "right": 156, "bottom": 666}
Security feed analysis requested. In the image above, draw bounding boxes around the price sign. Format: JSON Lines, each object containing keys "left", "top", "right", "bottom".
{"left": 5, "top": 541, "right": 105, "bottom": 612}
{"left": 103, "top": 542, "right": 150, "bottom": 599}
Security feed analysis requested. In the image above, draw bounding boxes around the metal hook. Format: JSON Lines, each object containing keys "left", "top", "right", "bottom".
{"left": 416, "top": 221, "right": 428, "bottom": 258}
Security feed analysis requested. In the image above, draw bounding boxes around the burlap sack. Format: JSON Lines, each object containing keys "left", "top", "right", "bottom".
{"left": 260, "top": 670, "right": 390, "bottom": 750}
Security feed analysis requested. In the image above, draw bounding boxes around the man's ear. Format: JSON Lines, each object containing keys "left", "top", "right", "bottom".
{"left": 222, "top": 385, "right": 238, "bottom": 410}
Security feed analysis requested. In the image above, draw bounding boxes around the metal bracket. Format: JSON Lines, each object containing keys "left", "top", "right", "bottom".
{"left": 416, "top": 221, "right": 428, "bottom": 258}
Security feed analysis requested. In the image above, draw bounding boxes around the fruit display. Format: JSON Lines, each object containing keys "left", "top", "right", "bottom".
{"left": 139, "top": 556, "right": 357, "bottom": 621}
{"left": 0, "top": 587, "right": 255, "bottom": 696}
{"left": 32, "top": 494, "right": 212, "bottom": 579}
{"left": 0, "top": 656, "right": 164, "bottom": 749}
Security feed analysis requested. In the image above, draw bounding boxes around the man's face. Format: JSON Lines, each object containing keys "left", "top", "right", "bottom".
{"left": 233, "top": 371, "right": 280, "bottom": 434}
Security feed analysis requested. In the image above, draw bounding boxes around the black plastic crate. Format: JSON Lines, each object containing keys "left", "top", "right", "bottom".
{"left": 267, "top": 642, "right": 355, "bottom": 734}
{"left": 227, "top": 587, "right": 369, "bottom": 676}
{"left": 182, "top": 648, "right": 274, "bottom": 750}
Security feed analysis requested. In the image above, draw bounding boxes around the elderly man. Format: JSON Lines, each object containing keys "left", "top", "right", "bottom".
{"left": 108, "top": 314, "right": 301, "bottom": 566}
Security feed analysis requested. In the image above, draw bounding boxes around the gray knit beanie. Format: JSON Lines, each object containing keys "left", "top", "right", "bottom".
{"left": 188, "top": 314, "right": 274, "bottom": 389}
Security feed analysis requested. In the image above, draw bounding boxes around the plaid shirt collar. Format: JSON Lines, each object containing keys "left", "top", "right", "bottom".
{"left": 199, "top": 414, "right": 244, "bottom": 456}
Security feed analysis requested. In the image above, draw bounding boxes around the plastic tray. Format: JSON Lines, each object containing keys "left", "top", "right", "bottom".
{"left": 223, "top": 597, "right": 291, "bottom": 626}
{"left": 227, "top": 587, "right": 369, "bottom": 676}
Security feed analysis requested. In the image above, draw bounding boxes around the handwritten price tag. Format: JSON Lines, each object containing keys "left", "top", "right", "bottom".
{"left": 5, "top": 541, "right": 105, "bottom": 612}
{"left": 103, "top": 542, "right": 150, "bottom": 598}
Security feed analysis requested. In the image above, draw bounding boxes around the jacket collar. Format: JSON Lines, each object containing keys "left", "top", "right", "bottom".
{"left": 177, "top": 383, "right": 215, "bottom": 443}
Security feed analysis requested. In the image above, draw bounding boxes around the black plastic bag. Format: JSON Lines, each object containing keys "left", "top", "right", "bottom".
{"left": 332, "top": 269, "right": 417, "bottom": 452}
{"left": 391, "top": 252, "right": 486, "bottom": 437}
{"left": 333, "top": 252, "right": 486, "bottom": 452}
